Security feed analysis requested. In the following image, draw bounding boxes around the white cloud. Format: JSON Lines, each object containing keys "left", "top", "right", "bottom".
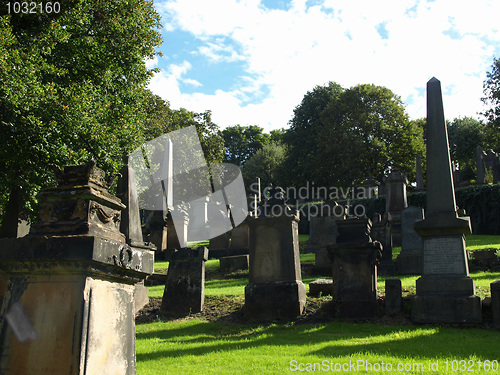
{"left": 150, "top": 0, "right": 500, "bottom": 129}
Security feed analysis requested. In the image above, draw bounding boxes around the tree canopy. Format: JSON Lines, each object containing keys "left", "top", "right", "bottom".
{"left": 283, "top": 82, "right": 425, "bottom": 190}
{"left": 482, "top": 57, "right": 500, "bottom": 151}
{"left": 0, "top": 0, "right": 163, "bottom": 234}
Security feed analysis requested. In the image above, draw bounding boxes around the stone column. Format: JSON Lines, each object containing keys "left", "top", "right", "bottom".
{"left": 0, "top": 161, "right": 154, "bottom": 375}
{"left": 244, "top": 210, "right": 306, "bottom": 320}
{"left": 384, "top": 171, "right": 408, "bottom": 247}
{"left": 411, "top": 78, "right": 481, "bottom": 324}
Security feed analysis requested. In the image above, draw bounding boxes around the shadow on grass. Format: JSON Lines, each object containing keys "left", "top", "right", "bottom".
{"left": 136, "top": 318, "right": 500, "bottom": 363}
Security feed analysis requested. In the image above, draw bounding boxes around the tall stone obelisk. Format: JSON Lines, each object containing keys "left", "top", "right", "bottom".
{"left": 411, "top": 78, "right": 481, "bottom": 323}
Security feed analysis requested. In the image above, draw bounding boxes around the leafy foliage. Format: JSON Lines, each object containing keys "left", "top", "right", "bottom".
{"left": 241, "top": 142, "right": 287, "bottom": 191}
{"left": 0, "top": 0, "right": 162, "bottom": 233}
{"left": 482, "top": 57, "right": 500, "bottom": 151}
{"left": 221, "top": 125, "right": 270, "bottom": 166}
{"left": 284, "top": 82, "right": 425, "bottom": 190}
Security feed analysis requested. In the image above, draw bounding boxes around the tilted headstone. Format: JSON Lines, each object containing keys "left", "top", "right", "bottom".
{"left": 327, "top": 217, "right": 382, "bottom": 318}
{"left": 411, "top": 78, "right": 481, "bottom": 324}
{"left": 0, "top": 161, "right": 154, "bottom": 374}
{"left": 244, "top": 189, "right": 306, "bottom": 320}
{"left": 396, "top": 206, "right": 424, "bottom": 275}
{"left": 384, "top": 171, "right": 408, "bottom": 247}
{"left": 161, "top": 247, "right": 208, "bottom": 315}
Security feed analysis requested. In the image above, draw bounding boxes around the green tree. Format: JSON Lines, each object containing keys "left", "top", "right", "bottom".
{"left": 221, "top": 125, "right": 271, "bottom": 166}
{"left": 283, "top": 82, "right": 344, "bottom": 187}
{"left": 447, "top": 117, "right": 487, "bottom": 180}
{"left": 482, "top": 57, "right": 500, "bottom": 151}
{"left": 241, "top": 142, "right": 287, "bottom": 192}
{"left": 0, "top": 1, "right": 162, "bottom": 236}
{"left": 284, "top": 83, "right": 425, "bottom": 191}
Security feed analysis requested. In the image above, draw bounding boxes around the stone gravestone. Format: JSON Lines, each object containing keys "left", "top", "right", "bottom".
{"left": 244, "top": 187, "right": 306, "bottom": 320}
{"left": 371, "top": 213, "right": 395, "bottom": 276}
{"left": 161, "top": 246, "right": 208, "bottom": 315}
{"left": 384, "top": 171, "right": 408, "bottom": 247}
{"left": 484, "top": 149, "right": 500, "bottom": 183}
{"left": 396, "top": 206, "right": 424, "bottom": 275}
{"left": 143, "top": 209, "right": 167, "bottom": 260}
{"left": 412, "top": 78, "right": 481, "bottom": 324}
{"left": 327, "top": 217, "right": 382, "bottom": 318}
{"left": 0, "top": 161, "right": 154, "bottom": 375}
{"left": 313, "top": 202, "right": 344, "bottom": 274}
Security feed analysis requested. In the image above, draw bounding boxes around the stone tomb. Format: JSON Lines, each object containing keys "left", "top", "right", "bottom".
{"left": 411, "top": 78, "right": 481, "bottom": 324}
{"left": 0, "top": 161, "right": 154, "bottom": 375}
{"left": 396, "top": 206, "right": 424, "bottom": 275}
{"left": 244, "top": 202, "right": 306, "bottom": 320}
{"left": 161, "top": 247, "right": 208, "bottom": 316}
{"left": 327, "top": 217, "right": 382, "bottom": 318}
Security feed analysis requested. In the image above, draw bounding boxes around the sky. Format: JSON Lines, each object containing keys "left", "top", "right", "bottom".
{"left": 147, "top": 0, "right": 500, "bottom": 132}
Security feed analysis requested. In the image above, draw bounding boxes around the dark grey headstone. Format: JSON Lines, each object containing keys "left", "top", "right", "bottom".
{"left": 385, "top": 278, "right": 402, "bottom": 315}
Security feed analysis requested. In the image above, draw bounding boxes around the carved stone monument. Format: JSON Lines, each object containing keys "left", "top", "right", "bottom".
{"left": 0, "top": 161, "right": 154, "bottom": 375}
{"left": 161, "top": 247, "right": 208, "bottom": 315}
{"left": 384, "top": 171, "right": 408, "bottom": 247}
{"left": 244, "top": 187, "right": 306, "bottom": 320}
{"left": 411, "top": 78, "right": 481, "bottom": 324}
{"left": 327, "top": 217, "right": 382, "bottom": 318}
{"left": 397, "top": 206, "right": 424, "bottom": 275}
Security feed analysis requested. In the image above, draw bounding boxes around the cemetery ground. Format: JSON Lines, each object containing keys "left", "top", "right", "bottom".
{"left": 135, "top": 235, "right": 500, "bottom": 374}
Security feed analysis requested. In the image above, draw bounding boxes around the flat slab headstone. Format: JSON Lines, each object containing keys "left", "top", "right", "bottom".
{"left": 397, "top": 206, "right": 424, "bottom": 275}
{"left": 309, "top": 278, "right": 333, "bottom": 297}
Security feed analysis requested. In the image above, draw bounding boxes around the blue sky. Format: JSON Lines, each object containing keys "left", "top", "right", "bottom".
{"left": 147, "top": 0, "right": 500, "bottom": 131}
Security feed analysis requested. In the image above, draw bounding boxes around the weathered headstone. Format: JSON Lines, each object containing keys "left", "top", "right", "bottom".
{"left": 385, "top": 278, "right": 402, "bottom": 315}
{"left": 371, "top": 213, "right": 395, "bottom": 276}
{"left": 230, "top": 221, "right": 250, "bottom": 250}
{"left": 309, "top": 278, "right": 333, "bottom": 297}
{"left": 143, "top": 209, "right": 167, "bottom": 259}
{"left": 476, "top": 146, "right": 485, "bottom": 184}
{"left": 220, "top": 254, "right": 249, "bottom": 272}
{"left": 327, "top": 217, "right": 382, "bottom": 318}
{"left": 491, "top": 281, "right": 500, "bottom": 329}
{"left": 161, "top": 247, "right": 208, "bottom": 315}
{"left": 0, "top": 161, "right": 154, "bottom": 375}
{"left": 484, "top": 149, "right": 500, "bottom": 183}
{"left": 411, "top": 78, "right": 481, "bottom": 324}
{"left": 397, "top": 206, "right": 424, "bottom": 275}
{"left": 244, "top": 189, "right": 306, "bottom": 320}
{"left": 384, "top": 171, "right": 408, "bottom": 247}
{"left": 313, "top": 202, "right": 344, "bottom": 274}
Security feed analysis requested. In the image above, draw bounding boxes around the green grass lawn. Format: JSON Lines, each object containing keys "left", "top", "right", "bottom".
{"left": 139, "top": 234, "right": 500, "bottom": 374}
{"left": 137, "top": 319, "right": 500, "bottom": 375}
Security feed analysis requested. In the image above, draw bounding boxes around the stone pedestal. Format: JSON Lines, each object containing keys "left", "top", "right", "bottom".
{"left": 397, "top": 206, "right": 424, "bottom": 275}
{"left": 0, "top": 162, "right": 154, "bottom": 375}
{"left": 411, "top": 78, "right": 481, "bottom": 324}
{"left": 161, "top": 247, "right": 208, "bottom": 315}
{"left": 244, "top": 212, "right": 306, "bottom": 320}
{"left": 327, "top": 218, "right": 381, "bottom": 318}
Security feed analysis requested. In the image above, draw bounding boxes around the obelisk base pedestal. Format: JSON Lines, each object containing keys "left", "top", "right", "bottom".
{"left": 412, "top": 276, "right": 481, "bottom": 323}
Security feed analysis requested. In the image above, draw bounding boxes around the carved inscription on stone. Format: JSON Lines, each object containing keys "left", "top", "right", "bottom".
{"left": 423, "top": 237, "right": 467, "bottom": 275}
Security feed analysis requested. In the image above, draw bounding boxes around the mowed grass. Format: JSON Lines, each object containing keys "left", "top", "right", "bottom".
{"left": 138, "top": 234, "right": 500, "bottom": 374}
{"left": 136, "top": 320, "right": 500, "bottom": 375}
